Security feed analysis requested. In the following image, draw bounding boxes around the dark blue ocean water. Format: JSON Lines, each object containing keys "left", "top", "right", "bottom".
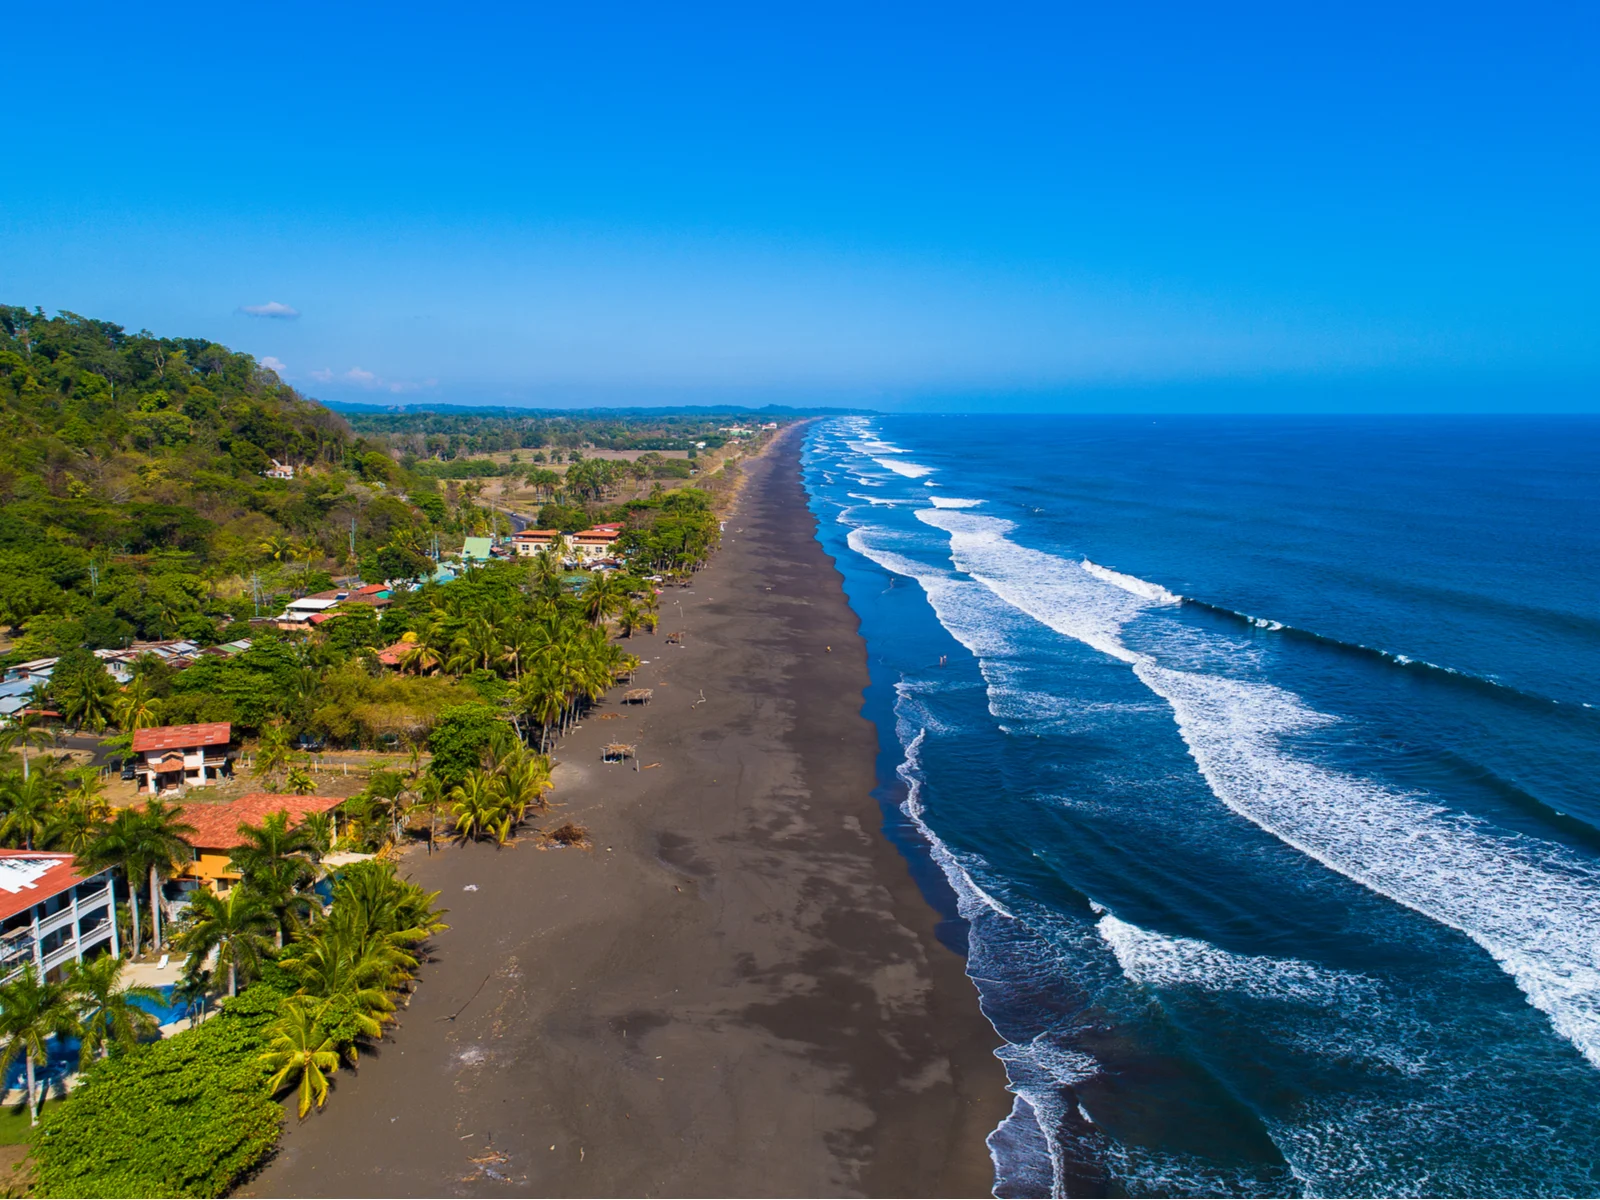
{"left": 802, "top": 415, "right": 1600, "bottom": 1198}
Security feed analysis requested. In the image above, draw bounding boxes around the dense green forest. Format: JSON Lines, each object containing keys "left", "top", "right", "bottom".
{"left": 0, "top": 307, "right": 734, "bottom": 664}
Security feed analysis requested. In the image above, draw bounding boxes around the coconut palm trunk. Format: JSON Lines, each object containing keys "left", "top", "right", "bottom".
{"left": 24, "top": 1055, "right": 37, "bottom": 1125}
{"left": 148, "top": 863, "right": 163, "bottom": 951}
{"left": 128, "top": 877, "right": 142, "bottom": 958}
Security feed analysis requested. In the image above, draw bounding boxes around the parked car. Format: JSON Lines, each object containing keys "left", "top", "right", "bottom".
{"left": 293, "top": 735, "right": 325, "bottom": 752}
{"left": 120, "top": 761, "right": 137, "bottom": 781}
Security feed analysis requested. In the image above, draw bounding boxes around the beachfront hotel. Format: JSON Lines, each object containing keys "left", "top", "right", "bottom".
{"left": 0, "top": 850, "right": 118, "bottom": 983}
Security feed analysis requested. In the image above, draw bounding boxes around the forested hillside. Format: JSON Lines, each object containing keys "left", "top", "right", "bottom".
{"left": 0, "top": 308, "right": 734, "bottom": 663}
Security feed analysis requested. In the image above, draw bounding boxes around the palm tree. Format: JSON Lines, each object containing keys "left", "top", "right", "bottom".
{"left": 0, "top": 705, "right": 53, "bottom": 781}
{"left": 252, "top": 722, "right": 293, "bottom": 786}
{"left": 1, "top": 772, "right": 59, "bottom": 850}
{"left": 230, "top": 811, "right": 317, "bottom": 948}
{"left": 447, "top": 615, "right": 502, "bottom": 675}
{"left": 66, "top": 954, "right": 162, "bottom": 1067}
{"left": 0, "top": 966, "right": 80, "bottom": 1125}
{"left": 295, "top": 811, "right": 334, "bottom": 862}
{"left": 85, "top": 808, "right": 148, "bottom": 957}
{"left": 45, "top": 794, "right": 102, "bottom": 856}
{"left": 580, "top": 571, "right": 626, "bottom": 626}
{"left": 177, "top": 887, "right": 276, "bottom": 997}
{"left": 261, "top": 998, "right": 342, "bottom": 1119}
{"left": 258, "top": 534, "right": 296, "bottom": 564}
{"left": 55, "top": 669, "right": 116, "bottom": 733}
{"left": 171, "top": 965, "right": 213, "bottom": 1028}
{"left": 449, "top": 771, "right": 509, "bottom": 844}
{"left": 113, "top": 677, "right": 162, "bottom": 733}
{"left": 132, "top": 799, "right": 195, "bottom": 954}
{"left": 285, "top": 764, "right": 316, "bottom": 795}
{"left": 617, "top": 599, "right": 643, "bottom": 637}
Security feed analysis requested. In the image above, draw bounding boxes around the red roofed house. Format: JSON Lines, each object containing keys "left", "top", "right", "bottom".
{"left": 570, "top": 527, "right": 621, "bottom": 564}
{"left": 511, "top": 529, "right": 565, "bottom": 557}
{"left": 0, "top": 851, "right": 117, "bottom": 983}
{"left": 176, "top": 792, "right": 347, "bottom": 896}
{"left": 131, "top": 723, "right": 233, "bottom": 796}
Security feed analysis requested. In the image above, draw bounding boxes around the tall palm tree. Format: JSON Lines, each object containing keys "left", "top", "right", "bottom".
{"left": 261, "top": 998, "right": 341, "bottom": 1119}
{"left": 1, "top": 772, "right": 59, "bottom": 850}
{"left": 85, "top": 808, "right": 147, "bottom": 957}
{"left": 0, "top": 965, "right": 80, "bottom": 1125}
{"left": 230, "top": 811, "right": 317, "bottom": 948}
{"left": 580, "top": 571, "right": 626, "bottom": 626}
{"left": 177, "top": 887, "right": 275, "bottom": 997}
{"left": 131, "top": 799, "right": 195, "bottom": 954}
{"left": 65, "top": 954, "right": 162, "bottom": 1067}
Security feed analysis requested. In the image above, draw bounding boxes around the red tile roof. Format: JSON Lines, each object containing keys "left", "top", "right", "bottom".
{"left": 514, "top": 529, "right": 561, "bottom": 539}
{"left": 0, "top": 852, "right": 100, "bottom": 923}
{"left": 178, "top": 793, "right": 347, "bottom": 852}
{"left": 132, "top": 723, "right": 232, "bottom": 753}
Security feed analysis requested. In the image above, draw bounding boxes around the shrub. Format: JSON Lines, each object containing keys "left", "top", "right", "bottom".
{"left": 33, "top": 987, "right": 284, "bottom": 1198}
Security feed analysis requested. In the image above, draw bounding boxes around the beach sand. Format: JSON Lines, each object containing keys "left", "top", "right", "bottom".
{"left": 245, "top": 425, "right": 1008, "bottom": 1197}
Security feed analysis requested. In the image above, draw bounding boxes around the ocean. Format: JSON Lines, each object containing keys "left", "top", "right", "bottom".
{"left": 800, "top": 414, "right": 1600, "bottom": 1199}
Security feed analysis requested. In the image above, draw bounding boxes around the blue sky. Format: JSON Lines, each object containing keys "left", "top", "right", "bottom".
{"left": 3, "top": 1, "right": 1596, "bottom": 410}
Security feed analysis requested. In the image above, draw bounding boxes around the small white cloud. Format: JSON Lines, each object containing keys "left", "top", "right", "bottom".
{"left": 259, "top": 356, "right": 288, "bottom": 376}
{"left": 238, "top": 301, "right": 300, "bottom": 319}
{"left": 307, "top": 366, "right": 436, "bottom": 393}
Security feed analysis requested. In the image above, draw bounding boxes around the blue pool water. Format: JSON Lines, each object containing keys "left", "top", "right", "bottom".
{"left": 803, "top": 415, "right": 1600, "bottom": 1198}
{"left": 3, "top": 985, "right": 189, "bottom": 1092}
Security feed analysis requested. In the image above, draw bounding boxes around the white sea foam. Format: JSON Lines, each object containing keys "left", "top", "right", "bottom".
{"left": 1098, "top": 913, "right": 1378, "bottom": 1005}
{"left": 846, "top": 492, "right": 902, "bottom": 507}
{"left": 1080, "top": 559, "right": 1182, "bottom": 605}
{"left": 874, "top": 455, "right": 935, "bottom": 478}
{"left": 928, "top": 496, "right": 983, "bottom": 509}
{"left": 910, "top": 512, "right": 1600, "bottom": 1072}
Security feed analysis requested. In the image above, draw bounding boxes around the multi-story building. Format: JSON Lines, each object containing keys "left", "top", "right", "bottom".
{"left": 0, "top": 852, "right": 118, "bottom": 983}
{"left": 131, "top": 722, "right": 233, "bottom": 795}
{"left": 174, "top": 793, "right": 347, "bottom": 895}
{"left": 511, "top": 529, "right": 565, "bottom": 557}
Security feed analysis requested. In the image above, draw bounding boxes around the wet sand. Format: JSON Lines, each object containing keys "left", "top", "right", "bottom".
{"left": 246, "top": 425, "right": 1008, "bottom": 1197}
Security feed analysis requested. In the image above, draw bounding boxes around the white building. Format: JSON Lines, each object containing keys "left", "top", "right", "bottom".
{"left": 132, "top": 722, "right": 233, "bottom": 795}
{"left": 569, "top": 527, "right": 621, "bottom": 564}
{"left": 0, "top": 852, "right": 118, "bottom": 983}
{"left": 511, "top": 529, "right": 566, "bottom": 557}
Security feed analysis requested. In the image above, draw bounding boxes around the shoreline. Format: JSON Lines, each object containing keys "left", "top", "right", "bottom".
{"left": 246, "top": 424, "right": 1008, "bottom": 1197}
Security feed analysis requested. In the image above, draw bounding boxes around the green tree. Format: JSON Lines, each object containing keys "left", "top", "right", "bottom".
{"left": 229, "top": 810, "right": 317, "bottom": 948}
{"left": 1, "top": 770, "right": 60, "bottom": 850}
{"left": 177, "top": 887, "right": 276, "bottom": 997}
{"left": 66, "top": 954, "right": 163, "bottom": 1067}
{"left": 426, "top": 702, "right": 501, "bottom": 786}
{"left": 0, "top": 965, "right": 80, "bottom": 1124}
{"left": 260, "top": 998, "right": 342, "bottom": 1119}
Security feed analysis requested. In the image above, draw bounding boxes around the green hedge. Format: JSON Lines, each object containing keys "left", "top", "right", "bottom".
{"left": 33, "top": 987, "right": 284, "bottom": 1198}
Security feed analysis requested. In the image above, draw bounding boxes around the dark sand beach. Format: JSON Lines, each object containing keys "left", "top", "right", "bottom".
{"left": 246, "top": 426, "right": 1008, "bottom": 1198}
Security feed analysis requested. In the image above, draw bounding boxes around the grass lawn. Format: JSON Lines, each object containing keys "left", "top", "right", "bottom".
{"left": 0, "top": 1095, "right": 67, "bottom": 1144}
